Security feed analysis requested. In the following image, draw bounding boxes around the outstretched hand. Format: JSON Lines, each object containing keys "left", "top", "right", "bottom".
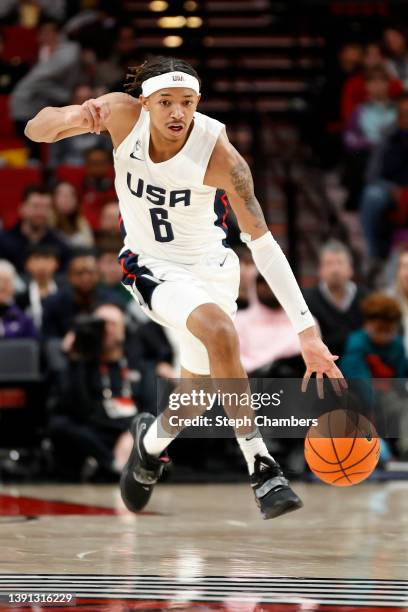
{"left": 299, "top": 327, "right": 348, "bottom": 398}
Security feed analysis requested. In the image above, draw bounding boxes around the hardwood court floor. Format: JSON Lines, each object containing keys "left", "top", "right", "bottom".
{"left": 0, "top": 481, "right": 407, "bottom": 609}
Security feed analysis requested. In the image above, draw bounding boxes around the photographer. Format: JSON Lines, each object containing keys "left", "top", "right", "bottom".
{"left": 48, "top": 303, "right": 138, "bottom": 481}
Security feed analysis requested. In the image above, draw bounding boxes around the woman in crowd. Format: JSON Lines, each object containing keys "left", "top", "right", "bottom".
{"left": 52, "top": 181, "right": 94, "bottom": 248}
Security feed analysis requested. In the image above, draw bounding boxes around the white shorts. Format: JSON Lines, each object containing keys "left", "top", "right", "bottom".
{"left": 120, "top": 249, "right": 240, "bottom": 375}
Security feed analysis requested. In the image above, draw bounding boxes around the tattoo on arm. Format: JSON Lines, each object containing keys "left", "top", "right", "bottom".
{"left": 230, "top": 160, "right": 267, "bottom": 229}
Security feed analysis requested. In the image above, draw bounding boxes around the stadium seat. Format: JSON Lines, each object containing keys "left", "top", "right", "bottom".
{"left": 0, "top": 339, "right": 41, "bottom": 383}
{"left": 0, "top": 96, "right": 16, "bottom": 138}
{"left": 0, "top": 167, "right": 42, "bottom": 229}
{"left": 56, "top": 165, "right": 86, "bottom": 190}
{"left": 0, "top": 339, "right": 45, "bottom": 449}
{"left": 1, "top": 26, "right": 38, "bottom": 64}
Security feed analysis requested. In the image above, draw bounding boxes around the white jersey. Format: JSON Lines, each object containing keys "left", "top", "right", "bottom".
{"left": 113, "top": 108, "right": 229, "bottom": 264}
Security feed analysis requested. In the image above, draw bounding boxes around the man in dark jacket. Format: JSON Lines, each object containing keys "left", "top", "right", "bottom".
{"left": 303, "top": 240, "right": 368, "bottom": 358}
{"left": 0, "top": 186, "right": 70, "bottom": 272}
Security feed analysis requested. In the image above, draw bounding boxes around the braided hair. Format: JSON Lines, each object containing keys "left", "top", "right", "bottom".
{"left": 124, "top": 55, "right": 200, "bottom": 96}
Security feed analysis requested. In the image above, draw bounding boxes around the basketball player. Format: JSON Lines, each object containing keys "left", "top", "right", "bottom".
{"left": 26, "top": 56, "right": 346, "bottom": 519}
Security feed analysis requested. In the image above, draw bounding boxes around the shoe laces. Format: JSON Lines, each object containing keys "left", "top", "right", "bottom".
{"left": 252, "top": 454, "right": 284, "bottom": 486}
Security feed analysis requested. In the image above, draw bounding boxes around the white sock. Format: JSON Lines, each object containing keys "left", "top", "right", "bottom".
{"left": 237, "top": 429, "right": 273, "bottom": 475}
{"left": 143, "top": 416, "right": 174, "bottom": 457}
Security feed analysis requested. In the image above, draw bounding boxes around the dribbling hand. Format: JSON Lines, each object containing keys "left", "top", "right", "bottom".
{"left": 299, "top": 327, "right": 348, "bottom": 399}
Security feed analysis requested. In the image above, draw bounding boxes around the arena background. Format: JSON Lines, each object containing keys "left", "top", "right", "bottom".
{"left": 0, "top": 1, "right": 407, "bottom": 488}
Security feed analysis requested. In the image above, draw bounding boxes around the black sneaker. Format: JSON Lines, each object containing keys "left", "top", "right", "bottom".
{"left": 120, "top": 413, "right": 170, "bottom": 512}
{"left": 251, "top": 454, "right": 303, "bottom": 519}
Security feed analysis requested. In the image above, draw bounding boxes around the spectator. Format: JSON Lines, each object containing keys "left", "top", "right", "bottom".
{"left": 341, "top": 293, "right": 408, "bottom": 459}
{"left": 42, "top": 248, "right": 120, "bottom": 338}
{"left": 97, "top": 242, "right": 131, "bottom": 306}
{"left": 303, "top": 240, "right": 368, "bottom": 357}
{"left": 16, "top": 245, "right": 59, "bottom": 330}
{"left": 48, "top": 84, "right": 111, "bottom": 167}
{"left": 129, "top": 319, "right": 177, "bottom": 413}
{"left": 341, "top": 292, "right": 406, "bottom": 378}
{"left": 234, "top": 275, "right": 303, "bottom": 376}
{"left": 341, "top": 42, "right": 403, "bottom": 124}
{"left": 360, "top": 94, "right": 408, "bottom": 259}
{"left": 0, "top": 0, "right": 66, "bottom": 24}
{"left": 343, "top": 66, "right": 397, "bottom": 209}
{"left": 10, "top": 18, "right": 80, "bottom": 158}
{"left": 0, "top": 186, "right": 70, "bottom": 273}
{"left": 52, "top": 181, "right": 94, "bottom": 248}
{"left": 0, "top": 259, "right": 37, "bottom": 339}
{"left": 80, "top": 147, "right": 116, "bottom": 229}
{"left": 309, "top": 42, "right": 364, "bottom": 167}
{"left": 344, "top": 67, "right": 397, "bottom": 153}
{"left": 0, "top": 32, "right": 29, "bottom": 93}
{"left": 94, "top": 25, "right": 138, "bottom": 89}
{"left": 48, "top": 303, "right": 138, "bottom": 481}
{"left": 94, "top": 200, "right": 121, "bottom": 246}
{"left": 384, "top": 26, "right": 408, "bottom": 88}
{"left": 388, "top": 246, "right": 408, "bottom": 354}
{"left": 233, "top": 245, "right": 257, "bottom": 310}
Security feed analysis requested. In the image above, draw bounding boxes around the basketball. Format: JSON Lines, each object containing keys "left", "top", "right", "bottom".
{"left": 304, "top": 409, "right": 380, "bottom": 486}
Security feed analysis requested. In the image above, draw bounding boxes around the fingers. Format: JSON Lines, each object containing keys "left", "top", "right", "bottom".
{"left": 316, "top": 372, "right": 324, "bottom": 399}
{"left": 82, "top": 99, "right": 103, "bottom": 134}
{"left": 301, "top": 370, "right": 312, "bottom": 393}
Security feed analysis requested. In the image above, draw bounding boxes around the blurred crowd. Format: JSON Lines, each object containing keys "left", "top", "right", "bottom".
{"left": 0, "top": 3, "right": 408, "bottom": 482}
{"left": 313, "top": 26, "right": 408, "bottom": 265}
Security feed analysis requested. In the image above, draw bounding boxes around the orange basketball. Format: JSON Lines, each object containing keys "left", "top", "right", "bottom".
{"left": 304, "top": 409, "right": 380, "bottom": 486}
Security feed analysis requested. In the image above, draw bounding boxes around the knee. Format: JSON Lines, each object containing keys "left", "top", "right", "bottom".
{"left": 198, "top": 318, "right": 239, "bottom": 358}
{"left": 361, "top": 184, "right": 390, "bottom": 208}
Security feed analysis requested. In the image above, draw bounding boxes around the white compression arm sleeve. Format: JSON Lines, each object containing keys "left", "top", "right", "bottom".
{"left": 242, "top": 231, "right": 316, "bottom": 334}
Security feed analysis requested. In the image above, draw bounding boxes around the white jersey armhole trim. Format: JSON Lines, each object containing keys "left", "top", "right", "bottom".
{"left": 113, "top": 108, "right": 145, "bottom": 159}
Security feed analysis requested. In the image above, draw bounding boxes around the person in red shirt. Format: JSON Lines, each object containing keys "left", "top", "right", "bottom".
{"left": 341, "top": 42, "right": 403, "bottom": 125}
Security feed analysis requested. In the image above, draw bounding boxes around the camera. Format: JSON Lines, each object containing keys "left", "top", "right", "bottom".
{"left": 72, "top": 315, "right": 106, "bottom": 361}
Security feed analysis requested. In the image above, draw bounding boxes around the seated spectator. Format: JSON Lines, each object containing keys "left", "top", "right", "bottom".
{"left": 343, "top": 66, "right": 397, "bottom": 209}
{"left": 0, "top": 186, "right": 70, "bottom": 273}
{"left": 341, "top": 42, "right": 403, "bottom": 124}
{"left": 234, "top": 275, "right": 303, "bottom": 377}
{"left": 0, "top": 32, "right": 29, "bottom": 93}
{"left": 341, "top": 293, "right": 406, "bottom": 378}
{"left": 344, "top": 67, "right": 397, "bottom": 152}
{"left": 233, "top": 245, "right": 257, "bottom": 310}
{"left": 48, "top": 303, "right": 138, "bottom": 481}
{"left": 384, "top": 26, "right": 408, "bottom": 88}
{"left": 0, "top": 259, "right": 37, "bottom": 339}
{"left": 52, "top": 181, "right": 94, "bottom": 248}
{"left": 48, "top": 84, "right": 111, "bottom": 168}
{"left": 10, "top": 18, "right": 80, "bottom": 159}
{"left": 97, "top": 242, "right": 131, "bottom": 306}
{"left": 16, "top": 245, "right": 59, "bottom": 330}
{"left": 388, "top": 245, "right": 408, "bottom": 354}
{"left": 80, "top": 147, "right": 116, "bottom": 229}
{"left": 94, "top": 200, "right": 121, "bottom": 247}
{"left": 360, "top": 94, "right": 408, "bottom": 259}
{"left": 303, "top": 240, "right": 368, "bottom": 357}
{"left": 42, "top": 248, "right": 120, "bottom": 339}
{"left": 0, "top": 0, "right": 66, "bottom": 24}
{"left": 94, "top": 25, "right": 138, "bottom": 90}
{"left": 129, "top": 320, "right": 177, "bottom": 413}
{"left": 341, "top": 293, "right": 408, "bottom": 459}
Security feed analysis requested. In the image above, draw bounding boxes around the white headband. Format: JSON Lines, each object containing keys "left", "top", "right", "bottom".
{"left": 141, "top": 71, "right": 200, "bottom": 97}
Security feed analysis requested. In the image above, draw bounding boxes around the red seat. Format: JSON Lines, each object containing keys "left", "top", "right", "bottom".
{"left": 0, "top": 167, "right": 42, "bottom": 229}
{"left": 56, "top": 166, "right": 86, "bottom": 191}
{"left": 0, "top": 96, "right": 16, "bottom": 138}
{"left": 2, "top": 26, "right": 38, "bottom": 64}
